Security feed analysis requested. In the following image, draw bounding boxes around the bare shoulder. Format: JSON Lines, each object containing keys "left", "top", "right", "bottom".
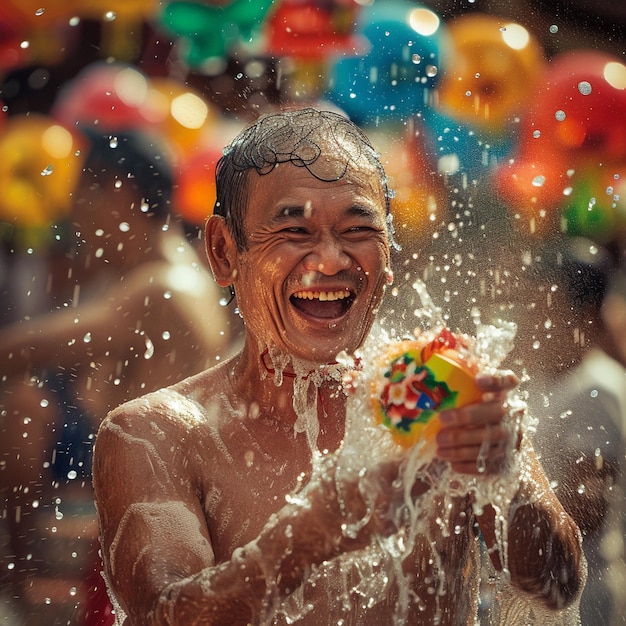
{"left": 97, "top": 357, "right": 234, "bottom": 441}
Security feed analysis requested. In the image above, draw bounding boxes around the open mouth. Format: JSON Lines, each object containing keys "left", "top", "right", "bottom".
{"left": 290, "top": 289, "right": 354, "bottom": 319}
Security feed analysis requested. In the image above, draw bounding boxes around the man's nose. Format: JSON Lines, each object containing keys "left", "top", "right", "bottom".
{"left": 303, "top": 234, "right": 352, "bottom": 275}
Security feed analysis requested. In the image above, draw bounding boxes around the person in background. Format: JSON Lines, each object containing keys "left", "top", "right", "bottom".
{"left": 93, "top": 108, "right": 584, "bottom": 625}
{"left": 0, "top": 130, "right": 234, "bottom": 625}
{"left": 532, "top": 237, "right": 626, "bottom": 625}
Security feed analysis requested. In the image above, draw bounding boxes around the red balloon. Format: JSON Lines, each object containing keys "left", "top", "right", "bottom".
{"left": 51, "top": 62, "right": 151, "bottom": 131}
{"left": 493, "top": 50, "right": 626, "bottom": 234}
{"left": 517, "top": 50, "right": 626, "bottom": 166}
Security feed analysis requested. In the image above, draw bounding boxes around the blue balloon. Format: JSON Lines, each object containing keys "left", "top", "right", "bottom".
{"left": 422, "top": 108, "right": 515, "bottom": 179}
{"left": 324, "top": 1, "right": 449, "bottom": 126}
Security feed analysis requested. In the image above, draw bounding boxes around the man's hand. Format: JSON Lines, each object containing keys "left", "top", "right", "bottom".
{"left": 435, "top": 371, "right": 520, "bottom": 474}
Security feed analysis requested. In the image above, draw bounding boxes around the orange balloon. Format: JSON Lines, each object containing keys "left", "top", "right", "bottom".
{"left": 492, "top": 156, "right": 571, "bottom": 236}
{"left": 173, "top": 146, "right": 222, "bottom": 225}
{"left": 0, "top": 115, "right": 86, "bottom": 228}
{"left": 139, "top": 79, "right": 218, "bottom": 155}
{"left": 436, "top": 13, "right": 545, "bottom": 136}
{"left": 373, "top": 124, "right": 445, "bottom": 246}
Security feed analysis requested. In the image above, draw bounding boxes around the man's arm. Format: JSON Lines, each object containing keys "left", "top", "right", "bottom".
{"left": 93, "top": 399, "right": 377, "bottom": 626}
{"left": 477, "top": 444, "right": 584, "bottom": 610}
{"left": 435, "top": 372, "right": 585, "bottom": 611}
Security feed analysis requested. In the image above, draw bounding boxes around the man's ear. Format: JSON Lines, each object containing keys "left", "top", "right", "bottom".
{"left": 205, "top": 214, "right": 238, "bottom": 287}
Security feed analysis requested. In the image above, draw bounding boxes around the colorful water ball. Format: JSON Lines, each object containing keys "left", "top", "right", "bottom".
{"left": 371, "top": 328, "right": 481, "bottom": 450}
{"left": 325, "top": 1, "right": 450, "bottom": 125}
{"left": 436, "top": 13, "right": 545, "bottom": 136}
{"left": 0, "top": 114, "right": 86, "bottom": 228}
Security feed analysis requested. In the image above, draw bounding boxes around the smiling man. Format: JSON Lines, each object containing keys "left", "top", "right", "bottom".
{"left": 92, "top": 108, "right": 584, "bottom": 625}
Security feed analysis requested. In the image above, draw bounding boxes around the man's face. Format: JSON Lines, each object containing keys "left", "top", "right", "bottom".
{"left": 233, "top": 157, "right": 391, "bottom": 364}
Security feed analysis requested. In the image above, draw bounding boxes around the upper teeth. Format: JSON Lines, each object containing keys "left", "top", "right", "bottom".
{"left": 293, "top": 290, "right": 350, "bottom": 301}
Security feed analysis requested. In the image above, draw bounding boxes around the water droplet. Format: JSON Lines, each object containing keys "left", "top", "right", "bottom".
{"left": 162, "top": 331, "right": 170, "bottom": 340}
{"left": 411, "top": 53, "right": 422, "bottom": 64}
{"left": 555, "top": 110, "right": 566, "bottom": 121}
{"left": 103, "top": 11, "right": 116, "bottom": 21}
{"left": 549, "top": 24, "right": 559, "bottom": 34}
{"left": 144, "top": 337, "right": 155, "bottom": 360}
{"left": 67, "top": 470, "right": 78, "bottom": 480}
{"left": 41, "top": 164, "right": 54, "bottom": 176}
{"left": 109, "top": 136, "right": 118, "bottom": 148}
{"left": 40, "top": 399, "right": 49, "bottom": 408}
{"left": 114, "top": 180, "right": 122, "bottom": 189}
{"left": 532, "top": 175, "right": 546, "bottom": 187}
{"left": 532, "top": 130, "right": 541, "bottom": 138}
{"left": 578, "top": 81, "right": 592, "bottom": 95}
{"left": 163, "top": 291, "right": 172, "bottom": 300}
{"left": 83, "top": 332, "right": 92, "bottom": 343}
{"left": 119, "top": 221, "right": 130, "bottom": 232}
{"left": 20, "top": 41, "right": 30, "bottom": 50}
{"left": 35, "top": 8, "right": 45, "bottom": 16}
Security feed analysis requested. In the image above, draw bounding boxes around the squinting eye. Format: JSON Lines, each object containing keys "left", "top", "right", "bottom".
{"left": 283, "top": 227, "right": 309, "bottom": 234}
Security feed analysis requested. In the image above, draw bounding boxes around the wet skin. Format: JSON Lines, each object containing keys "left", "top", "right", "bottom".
{"left": 94, "top": 159, "right": 584, "bottom": 625}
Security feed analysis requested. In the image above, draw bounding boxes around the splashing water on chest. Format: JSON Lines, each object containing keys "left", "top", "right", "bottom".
{"left": 253, "top": 279, "right": 580, "bottom": 624}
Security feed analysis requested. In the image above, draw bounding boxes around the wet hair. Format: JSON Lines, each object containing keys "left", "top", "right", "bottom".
{"left": 212, "top": 107, "right": 393, "bottom": 250}
{"left": 80, "top": 129, "right": 173, "bottom": 218}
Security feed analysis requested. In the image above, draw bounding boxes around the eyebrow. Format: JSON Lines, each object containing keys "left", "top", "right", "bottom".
{"left": 272, "top": 204, "right": 379, "bottom": 222}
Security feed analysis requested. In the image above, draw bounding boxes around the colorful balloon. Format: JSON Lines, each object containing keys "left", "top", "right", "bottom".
{"left": 436, "top": 13, "right": 545, "bottom": 137}
{"left": 158, "top": 0, "right": 274, "bottom": 68}
{"left": 324, "top": 1, "right": 450, "bottom": 125}
{"left": 265, "top": 0, "right": 367, "bottom": 60}
{"left": 173, "top": 145, "right": 221, "bottom": 226}
{"left": 561, "top": 168, "right": 626, "bottom": 244}
{"left": 519, "top": 50, "right": 626, "bottom": 166}
{"left": 0, "top": 114, "right": 86, "bottom": 228}
{"left": 139, "top": 77, "right": 218, "bottom": 154}
{"left": 493, "top": 50, "right": 626, "bottom": 234}
{"left": 51, "top": 62, "right": 151, "bottom": 131}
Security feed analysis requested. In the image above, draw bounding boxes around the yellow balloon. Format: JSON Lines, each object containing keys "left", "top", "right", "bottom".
{"left": 436, "top": 13, "right": 545, "bottom": 135}
{"left": 139, "top": 78, "right": 218, "bottom": 155}
{"left": 0, "top": 115, "right": 86, "bottom": 228}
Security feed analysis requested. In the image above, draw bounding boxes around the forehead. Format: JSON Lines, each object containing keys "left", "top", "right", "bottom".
{"left": 247, "top": 159, "right": 386, "bottom": 219}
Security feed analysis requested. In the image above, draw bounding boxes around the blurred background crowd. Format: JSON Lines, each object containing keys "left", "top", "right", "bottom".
{"left": 1, "top": 0, "right": 626, "bottom": 624}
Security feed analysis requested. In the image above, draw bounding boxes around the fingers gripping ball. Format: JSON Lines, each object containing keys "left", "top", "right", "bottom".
{"left": 372, "top": 329, "right": 482, "bottom": 449}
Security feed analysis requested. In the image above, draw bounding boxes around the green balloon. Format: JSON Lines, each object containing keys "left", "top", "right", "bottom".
{"left": 160, "top": 0, "right": 275, "bottom": 67}
{"left": 562, "top": 178, "right": 615, "bottom": 242}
